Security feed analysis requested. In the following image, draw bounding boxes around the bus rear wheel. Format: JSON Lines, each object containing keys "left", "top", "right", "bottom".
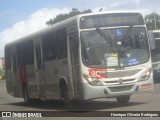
{"left": 116, "top": 95, "right": 130, "bottom": 104}
{"left": 23, "top": 86, "right": 32, "bottom": 105}
{"left": 62, "top": 84, "right": 71, "bottom": 109}
{"left": 23, "top": 86, "right": 40, "bottom": 105}
{"left": 60, "top": 80, "right": 72, "bottom": 109}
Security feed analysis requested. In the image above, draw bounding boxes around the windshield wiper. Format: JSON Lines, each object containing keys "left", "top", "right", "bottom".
{"left": 96, "top": 28, "right": 114, "bottom": 52}
{"left": 121, "top": 25, "right": 133, "bottom": 47}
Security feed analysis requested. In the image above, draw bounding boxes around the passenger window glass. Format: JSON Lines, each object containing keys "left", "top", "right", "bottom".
{"left": 43, "top": 32, "right": 56, "bottom": 61}
{"left": 56, "top": 28, "right": 67, "bottom": 59}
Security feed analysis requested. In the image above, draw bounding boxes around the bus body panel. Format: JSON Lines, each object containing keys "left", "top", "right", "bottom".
{"left": 80, "top": 61, "right": 153, "bottom": 99}
{"left": 5, "top": 12, "right": 153, "bottom": 103}
{"left": 26, "top": 65, "right": 39, "bottom": 98}
{"left": 82, "top": 77, "right": 153, "bottom": 100}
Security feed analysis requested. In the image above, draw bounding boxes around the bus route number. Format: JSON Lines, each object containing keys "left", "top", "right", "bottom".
{"left": 89, "top": 68, "right": 107, "bottom": 79}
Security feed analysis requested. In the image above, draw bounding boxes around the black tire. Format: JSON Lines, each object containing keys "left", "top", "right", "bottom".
{"left": 116, "top": 95, "right": 130, "bottom": 104}
{"left": 23, "top": 86, "right": 41, "bottom": 105}
{"left": 23, "top": 86, "right": 32, "bottom": 105}
{"left": 63, "top": 84, "right": 71, "bottom": 109}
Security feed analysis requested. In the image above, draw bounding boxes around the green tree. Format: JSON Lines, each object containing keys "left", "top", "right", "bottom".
{"left": 46, "top": 8, "right": 92, "bottom": 26}
{"left": 144, "top": 12, "right": 160, "bottom": 30}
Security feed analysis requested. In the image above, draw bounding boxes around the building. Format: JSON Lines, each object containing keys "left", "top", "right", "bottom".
{"left": 0, "top": 57, "right": 5, "bottom": 71}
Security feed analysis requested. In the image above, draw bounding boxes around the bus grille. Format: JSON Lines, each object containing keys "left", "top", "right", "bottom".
{"left": 108, "top": 85, "right": 134, "bottom": 92}
{"left": 107, "top": 69, "right": 141, "bottom": 78}
{"left": 104, "top": 79, "right": 135, "bottom": 84}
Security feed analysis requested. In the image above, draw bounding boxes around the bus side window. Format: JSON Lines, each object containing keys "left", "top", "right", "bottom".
{"left": 17, "top": 43, "right": 26, "bottom": 66}
{"left": 17, "top": 40, "right": 34, "bottom": 66}
{"left": 69, "top": 35, "right": 79, "bottom": 65}
{"left": 43, "top": 32, "right": 56, "bottom": 61}
{"left": 26, "top": 40, "right": 34, "bottom": 65}
{"left": 5, "top": 47, "right": 11, "bottom": 69}
{"left": 56, "top": 28, "right": 67, "bottom": 59}
{"left": 12, "top": 52, "right": 17, "bottom": 73}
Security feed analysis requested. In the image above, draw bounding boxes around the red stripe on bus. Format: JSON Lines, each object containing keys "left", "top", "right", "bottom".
{"left": 19, "top": 66, "right": 27, "bottom": 84}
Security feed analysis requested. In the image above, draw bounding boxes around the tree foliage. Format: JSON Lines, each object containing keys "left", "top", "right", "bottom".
{"left": 144, "top": 12, "right": 160, "bottom": 30}
{"left": 46, "top": 8, "right": 92, "bottom": 26}
{"left": 46, "top": 10, "right": 160, "bottom": 30}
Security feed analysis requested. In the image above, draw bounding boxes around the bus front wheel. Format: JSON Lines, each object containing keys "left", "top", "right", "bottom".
{"left": 63, "top": 84, "right": 71, "bottom": 109}
{"left": 116, "top": 95, "right": 130, "bottom": 104}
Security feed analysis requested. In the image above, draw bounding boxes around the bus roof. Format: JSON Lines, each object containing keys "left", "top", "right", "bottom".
{"left": 5, "top": 11, "right": 142, "bottom": 47}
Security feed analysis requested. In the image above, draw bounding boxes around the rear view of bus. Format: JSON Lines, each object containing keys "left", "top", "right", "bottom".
{"left": 79, "top": 12, "right": 153, "bottom": 103}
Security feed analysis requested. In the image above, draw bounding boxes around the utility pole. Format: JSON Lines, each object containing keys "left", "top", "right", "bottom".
{"left": 154, "top": 0, "right": 157, "bottom": 30}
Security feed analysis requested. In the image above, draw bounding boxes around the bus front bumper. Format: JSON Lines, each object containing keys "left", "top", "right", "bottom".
{"left": 82, "top": 78, "right": 153, "bottom": 100}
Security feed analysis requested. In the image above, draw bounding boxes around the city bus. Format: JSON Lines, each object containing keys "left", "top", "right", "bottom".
{"left": 5, "top": 11, "right": 153, "bottom": 107}
{"left": 148, "top": 30, "right": 160, "bottom": 82}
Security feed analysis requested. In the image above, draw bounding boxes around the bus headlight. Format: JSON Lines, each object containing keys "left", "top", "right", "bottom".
{"left": 82, "top": 74, "right": 103, "bottom": 86}
{"left": 139, "top": 68, "right": 152, "bottom": 81}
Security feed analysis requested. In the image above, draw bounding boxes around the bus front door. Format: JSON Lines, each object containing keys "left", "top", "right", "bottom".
{"left": 69, "top": 34, "right": 81, "bottom": 97}
{"left": 34, "top": 38, "right": 46, "bottom": 98}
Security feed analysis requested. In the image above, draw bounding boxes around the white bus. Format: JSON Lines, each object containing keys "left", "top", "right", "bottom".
{"left": 5, "top": 12, "right": 153, "bottom": 107}
{"left": 148, "top": 30, "right": 160, "bottom": 82}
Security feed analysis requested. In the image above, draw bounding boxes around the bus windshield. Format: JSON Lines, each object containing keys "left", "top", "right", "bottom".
{"left": 81, "top": 27, "right": 150, "bottom": 68}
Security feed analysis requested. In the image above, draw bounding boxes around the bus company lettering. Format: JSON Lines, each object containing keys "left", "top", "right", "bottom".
{"left": 11, "top": 112, "right": 42, "bottom": 117}
{"left": 89, "top": 68, "right": 107, "bottom": 79}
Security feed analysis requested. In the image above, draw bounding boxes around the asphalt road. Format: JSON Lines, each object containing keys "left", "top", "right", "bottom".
{"left": 0, "top": 80, "right": 160, "bottom": 120}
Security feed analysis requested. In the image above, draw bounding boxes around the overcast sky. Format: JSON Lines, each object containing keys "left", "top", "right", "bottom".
{"left": 0, "top": 0, "right": 160, "bottom": 57}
